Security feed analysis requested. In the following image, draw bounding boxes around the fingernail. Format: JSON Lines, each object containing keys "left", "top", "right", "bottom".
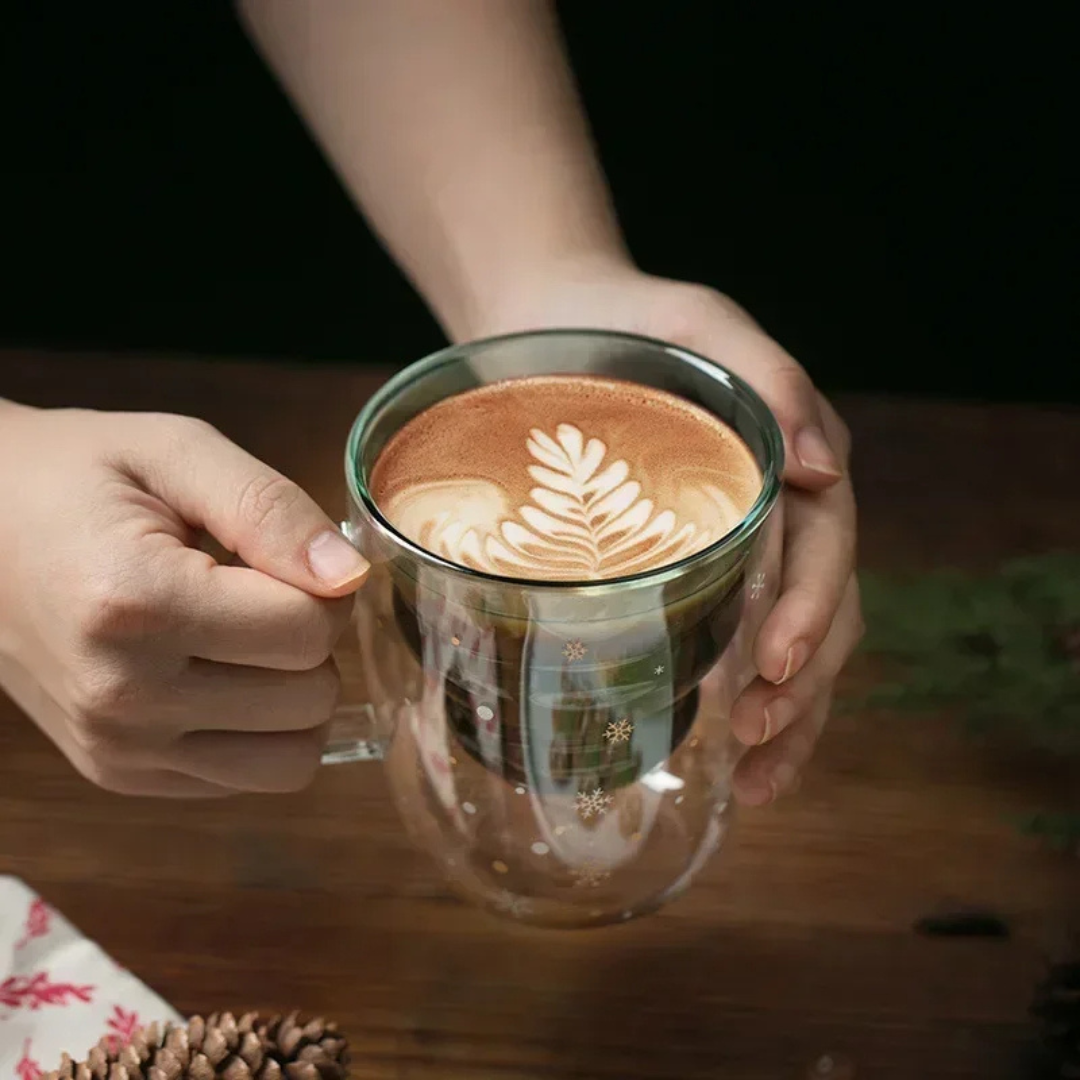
{"left": 307, "top": 529, "right": 369, "bottom": 587}
{"left": 796, "top": 426, "right": 842, "bottom": 478}
{"left": 760, "top": 697, "right": 796, "bottom": 743}
{"left": 773, "top": 641, "right": 808, "bottom": 685}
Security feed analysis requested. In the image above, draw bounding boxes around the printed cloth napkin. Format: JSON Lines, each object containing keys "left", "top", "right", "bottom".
{"left": 1, "top": 876, "right": 180, "bottom": 1080}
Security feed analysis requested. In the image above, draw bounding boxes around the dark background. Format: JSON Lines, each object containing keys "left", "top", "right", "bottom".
{"left": 1, "top": 4, "right": 1073, "bottom": 403}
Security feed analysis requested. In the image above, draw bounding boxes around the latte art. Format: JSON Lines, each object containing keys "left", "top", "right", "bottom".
{"left": 369, "top": 375, "right": 762, "bottom": 582}
{"left": 391, "top": 422, "right": 740, "bottom": 579}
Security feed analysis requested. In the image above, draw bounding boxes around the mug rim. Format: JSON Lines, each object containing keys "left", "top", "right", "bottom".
{"left": 344, "top": 328, "right": 784, "bottom": 593}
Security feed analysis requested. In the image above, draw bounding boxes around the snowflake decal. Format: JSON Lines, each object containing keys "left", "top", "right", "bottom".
{"left": 571, "top": 859, "right": 611, "bottom": 888}
{"left": 603, "top": 718, "right": 634, "bottom": 745}
{"left": 654, "top": 664, "right": 665, "bottom": 675}
{"left": 563, "top": 639, "right": 587, "bottom": 662}
{"left": 576, "top": 787, "right": 613, "bottom": 819}
{"left": 749, "top": 571, "right": 767, "bottom": 599}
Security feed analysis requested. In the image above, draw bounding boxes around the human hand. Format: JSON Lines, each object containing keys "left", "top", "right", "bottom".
{"left": 0, "top": 402, "right": 368, "bottom": 796}
{"left": 471, "top": 262, "right": 863, "bottom": 804}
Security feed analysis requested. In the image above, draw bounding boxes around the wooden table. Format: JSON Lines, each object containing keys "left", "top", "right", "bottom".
{"left": 2, "top": 352, "right": 1078, "bottom": 1079}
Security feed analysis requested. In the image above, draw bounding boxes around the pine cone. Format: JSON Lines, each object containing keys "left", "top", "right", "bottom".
{"left": 1030, "top": 960, "right": 1080, "bottom": 1078}
{"left": 46, "top": 1013, "right": 348, "bottom": 1080}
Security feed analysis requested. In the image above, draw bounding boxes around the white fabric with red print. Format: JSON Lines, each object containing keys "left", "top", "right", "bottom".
{"left": 1, "top": 877, "right": 180, "bottom": 1080}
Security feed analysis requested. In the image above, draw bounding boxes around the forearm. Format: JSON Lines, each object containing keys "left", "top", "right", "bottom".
{"left": 237, "top": 0, "right": 628, "bottom": 341}
{"left": 0, "top": 398, "right": 32, "bottom": 420}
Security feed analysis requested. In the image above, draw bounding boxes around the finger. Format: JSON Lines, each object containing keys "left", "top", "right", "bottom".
{"left": 162, "top": 657, "right": 341, "bottom": 735}
{"left": 732, "top": 690, "right": 832, "bottom": 807}
{"left": 733, "top": 575, "right": 862, "bottom": 746}
{"left": 754, "top": 477, "right": 858, "bottom": 684}
{"left": 125, "top": 415, "right": 369, "bottom": 598}
{"left": 1, "top": 657, "right": 233, "bottom": 798}
{"left": 170, "top": 550, "right": 354, "bottom": 670}
{"left": 170, "top": 726, "right": 329, "bottom": 793}
{"left": 691, "top": 311, "right": 844, "bottom": 488}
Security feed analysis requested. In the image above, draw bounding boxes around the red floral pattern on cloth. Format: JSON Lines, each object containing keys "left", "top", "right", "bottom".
{"left": 0, "top": 977, "right": 93, "bottom": 1012}
{"left": 13, "top": 1041, "right": 40, "bottom": 1080}
{"left": 1, "top": 876, "right": 179, "bottom": 1080}
{"left": 14, "top": 905, "right": 49, "bottom": 954}
{"left": 101, "top": 1009, "right": 141, "bottom": 1056}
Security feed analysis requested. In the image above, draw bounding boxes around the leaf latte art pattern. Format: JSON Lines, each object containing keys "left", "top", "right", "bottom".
{"left": 385, "top": 423, "right": 736, "bottom": 581}
{"left": 493, "top": 424, "right": 711, "bottom": 578}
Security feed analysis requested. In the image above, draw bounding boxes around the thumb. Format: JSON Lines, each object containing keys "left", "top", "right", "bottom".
{"left": 130, "top": 416, "right": 369, "bottom": 598}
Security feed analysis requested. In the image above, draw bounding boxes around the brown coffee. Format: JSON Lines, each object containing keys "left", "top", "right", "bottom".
{"left": 369, "top": 375, "right": 761, "bottom": 581}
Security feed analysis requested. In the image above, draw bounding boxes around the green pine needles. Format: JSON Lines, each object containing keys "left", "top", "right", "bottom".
{"left": 849, "top": 552, "right": 1080, "bottom": 849}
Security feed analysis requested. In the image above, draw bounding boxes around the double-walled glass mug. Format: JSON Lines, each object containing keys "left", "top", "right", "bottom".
{"left": 324, "top": 330, "right": 784, "bottom": 929}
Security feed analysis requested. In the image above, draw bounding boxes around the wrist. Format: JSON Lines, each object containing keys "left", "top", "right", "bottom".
{"left": 0, "top": 399, "right": 37, "bottom": 443}
{"left": 0, "top": 398, "right": 37, "bottom": 422}
{"left": 0, "top": 402, "right": 46, "bottom": 487}
{"left": 453, "top": 249, "right": 639, "bottom": 343}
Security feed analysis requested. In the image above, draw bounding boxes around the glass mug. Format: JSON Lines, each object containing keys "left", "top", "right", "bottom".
{"left": 324, "top": 329, "right": 783, "bottom": 929}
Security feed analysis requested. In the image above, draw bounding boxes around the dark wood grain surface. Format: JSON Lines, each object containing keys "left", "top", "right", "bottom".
{"left": 2, "top": 352, "right": 1078, "bottom": 1079}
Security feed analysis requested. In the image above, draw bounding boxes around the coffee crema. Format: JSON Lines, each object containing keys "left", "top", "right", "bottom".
{"left": 368, "top": 375, "right": 762, "bottom": 582}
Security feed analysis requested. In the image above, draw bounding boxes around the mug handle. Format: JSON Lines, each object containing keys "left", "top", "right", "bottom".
{"left": 320, "top": 521, "right": 389, "bottom": 766}
{"left": 322, "top": 702, "right": 387, "bottom": 764}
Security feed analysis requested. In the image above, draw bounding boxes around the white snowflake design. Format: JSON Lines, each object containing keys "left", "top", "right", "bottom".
{"left": 563, "top": 639, "right": 587, "bottom": 662}
{"left": 576, "top": 787, "right": 613, "bottom": 820}
{"left": 654, "top": 664, "right": 666, "bottom": 675}
{"left": 603, "top": 718, "right": 634, "bottom": 745}
{"left": 749, "top": 571, "right": 767, "bottom": 600}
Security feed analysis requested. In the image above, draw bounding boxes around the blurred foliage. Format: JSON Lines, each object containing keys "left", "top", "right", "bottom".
{"left": 1018, "top": 812, "right": 1080, "bottom": 853}
{"left": 848, "top": 552, "right": 1080, "bottom": 849}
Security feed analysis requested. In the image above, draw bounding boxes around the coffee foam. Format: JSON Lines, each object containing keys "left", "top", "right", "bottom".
{"left": 369, "top": 375, "right": 763, "bottom": 581}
